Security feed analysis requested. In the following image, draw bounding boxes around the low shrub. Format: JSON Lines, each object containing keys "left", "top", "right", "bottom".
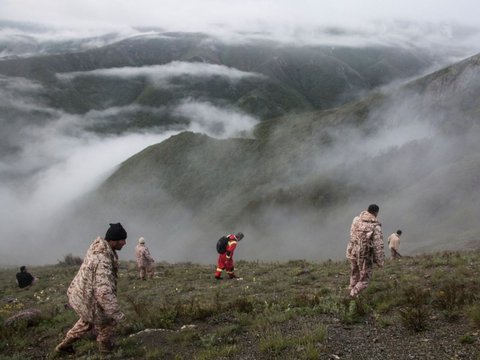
{"left": 339, "top": 297, "right": 368, "bottom": 325}
{"left": 459, "top": 334, "right": 476, "bottom": 344}
{"left": 398, "top": 306, "right": 430, "bottom": 332}
{"left": 57, "top": 254, "right": 83, "bottom": 266}
{"left": 466, "top": 303, "right": 480, "bottom": 328}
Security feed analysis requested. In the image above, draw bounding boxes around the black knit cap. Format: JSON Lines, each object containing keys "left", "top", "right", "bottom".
{"left": 105, "top": 223, "right": 127, "bottom": 241}
{"left": 367, "top": 204, "right": 379, "bottom": 214}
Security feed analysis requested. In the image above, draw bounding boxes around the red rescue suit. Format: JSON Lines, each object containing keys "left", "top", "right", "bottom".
{"left": 215, "top": 234, "right": 239, "bottom": 279}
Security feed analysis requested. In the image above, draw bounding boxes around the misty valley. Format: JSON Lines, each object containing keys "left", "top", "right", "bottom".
{"left": 0, "top": 25, "right": 479, "bottom": 267}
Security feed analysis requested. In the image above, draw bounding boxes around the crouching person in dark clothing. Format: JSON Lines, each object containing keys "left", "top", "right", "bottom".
{"left": 16, "top": 266, "right": 38, "bottom": 289}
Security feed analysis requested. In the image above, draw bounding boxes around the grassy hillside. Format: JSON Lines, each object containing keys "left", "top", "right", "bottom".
{"left": 1, "top": 250, "right": 480, "bottom": 359}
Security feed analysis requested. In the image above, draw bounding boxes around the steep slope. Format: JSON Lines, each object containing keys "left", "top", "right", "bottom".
{"left": 77, "top": 52, "right": 480, "bottom": 261}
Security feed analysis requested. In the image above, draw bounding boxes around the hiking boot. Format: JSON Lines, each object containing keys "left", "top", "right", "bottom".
{"left": 54, "top": 343, "right": 75, "bottom": 355}
{"left": 215, "top": 276, "right": 223, "bottom": 280}
{"left": 98, "top": 341, "right": 114, "bottom": 353}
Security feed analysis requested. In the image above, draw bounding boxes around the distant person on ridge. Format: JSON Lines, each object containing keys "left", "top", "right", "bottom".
{"left": 346, "top": 204, "right": 384, "bottom": 297}
{"left": 215, "top": 232, "right": 244, "bottom": 280}
{"left": 135, "top": 236, "right": 155, "bottom": 280}
{"left": 15, "top": 265, "right": 38, "bottom": 289}
{"left": 387, "top": 230, "right": 402, "bottom": 259}
{"left": 55, "top": 223, "right": 127, "bottom": 355}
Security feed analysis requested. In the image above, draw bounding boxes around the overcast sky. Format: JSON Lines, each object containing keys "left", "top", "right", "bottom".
{"left": 0, "top": 0, "right": 478, "bottom": 57}
{"left": 1, "top": 0, "right": 478, "bottom": 27}
{"left": 1, "top": 0, "right": 479, "bottom": 35}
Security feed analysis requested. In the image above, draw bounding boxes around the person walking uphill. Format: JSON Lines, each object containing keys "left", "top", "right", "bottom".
{"left": 346, "top": 204, "right": 384, "bottom": 298}
{"left": 135, "top": 237, "right": 155, "bottom": 280}
{"left": 388, "top": 230, "right": 402, "bottom": 259}
{"left": 215, "top": 232, "right": 244, "bottom": 280}
{"left": 55, "top": 223, "right": 127, "bottom": 355}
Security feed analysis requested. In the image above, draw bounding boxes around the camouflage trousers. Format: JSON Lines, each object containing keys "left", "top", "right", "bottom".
{"left": 138, "top": 264, "right": 154, "bottom": 280}
{"left": 60, "top": 318, "right": 116, "bottom": 345}
{"left": 349, "top": 259, "right": 373, "bottom": 297}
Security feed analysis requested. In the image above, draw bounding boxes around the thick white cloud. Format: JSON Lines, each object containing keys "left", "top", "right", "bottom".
{"left": 176, "top": 100, "right": 259, "bottom": 138}
{"left": 57, "top": 62, "right": 262, "bottom": 83}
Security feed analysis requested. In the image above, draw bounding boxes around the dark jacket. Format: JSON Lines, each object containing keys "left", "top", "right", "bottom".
{"left": 16, "top": 271, "right": 34, "bottom": 288}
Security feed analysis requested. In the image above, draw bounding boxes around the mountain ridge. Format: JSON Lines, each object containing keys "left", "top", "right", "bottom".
{"left": 0, "top": 32, "right": 441, "bottom": 120}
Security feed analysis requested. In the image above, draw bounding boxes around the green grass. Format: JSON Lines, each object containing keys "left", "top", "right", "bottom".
{"left": 1, "top": 249, "right": 480, "bottom": 358}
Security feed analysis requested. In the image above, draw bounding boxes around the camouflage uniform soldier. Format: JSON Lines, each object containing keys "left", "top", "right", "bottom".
{"left": 346, "top": 204, "right": 384, "bottom": 297}
{"left": 55, "top": 223, "right": 127, "bottom": 355}
{"left": 135, "top": 237, "right": 155, "bottom": 280}
{"left": 387, "top": 230, "right": 402, "bottom": 259}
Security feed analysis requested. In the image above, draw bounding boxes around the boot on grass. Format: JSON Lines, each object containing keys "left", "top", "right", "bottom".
{"left": 54, "top": 340, "right": 76, "bottom": 355}
{"left": 98, "top": 340, "right": 114, "bottom": 353}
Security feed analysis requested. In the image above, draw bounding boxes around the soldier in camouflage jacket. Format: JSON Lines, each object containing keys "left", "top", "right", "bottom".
{"left": 55, "top": 223, "right": 127, "bottom": 355}
{"left": 346, "top": 204, "right": 384, "bottom": 297}
{"left": 135, "top": 237, "right": 155, "bottom": 280}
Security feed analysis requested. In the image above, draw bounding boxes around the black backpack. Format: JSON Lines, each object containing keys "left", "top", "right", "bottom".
{"left": 216, "top": 236, "right": 229, "bottom": 254}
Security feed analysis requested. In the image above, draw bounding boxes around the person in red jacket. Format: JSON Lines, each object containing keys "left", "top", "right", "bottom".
{"left": 215, "top": 232, "right": 244, "bottom": 280}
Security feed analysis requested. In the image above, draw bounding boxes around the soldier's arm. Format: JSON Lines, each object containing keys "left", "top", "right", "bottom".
{"left": 145, "top": 248, "right": 154, "bottom": 262}
{"left": 95, "top": 255, "right": 125, "bottom": 322}
{"left": 373, "top": 224, "right": 385, "bottom": 267}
